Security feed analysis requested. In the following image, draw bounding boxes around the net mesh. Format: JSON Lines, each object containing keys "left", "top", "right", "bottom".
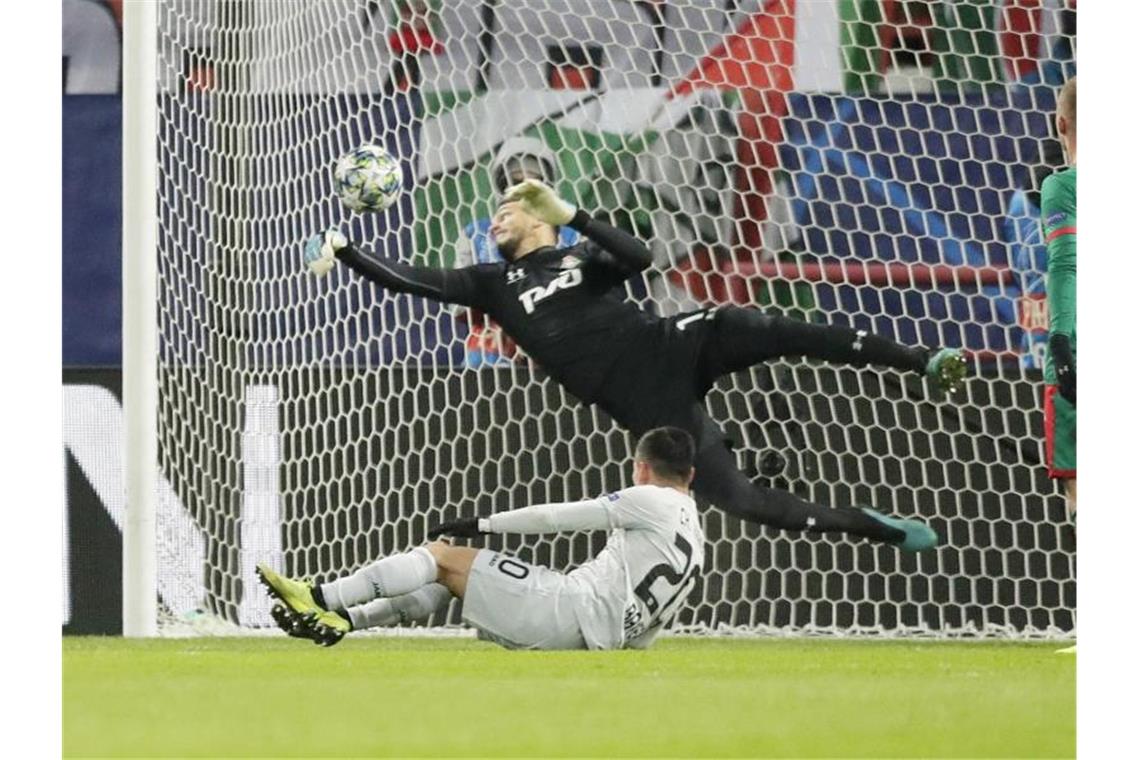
{"left": 153, "top": 0, "right": 1076, "bottom": 637}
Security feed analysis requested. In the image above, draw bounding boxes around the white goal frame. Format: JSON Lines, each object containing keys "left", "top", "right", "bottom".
{"left": 122, "top": 0, "right": 158, "bottom": 637}
{"left": 120, "top": 0, "right": 1075, "bottom": 641}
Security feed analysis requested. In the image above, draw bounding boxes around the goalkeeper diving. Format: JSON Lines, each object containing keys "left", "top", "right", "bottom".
{"left": 305, "top": 178, "right": 968, "bottom": 551}
{"left": 258, "top": 427, "right": 704, "bottom": 649}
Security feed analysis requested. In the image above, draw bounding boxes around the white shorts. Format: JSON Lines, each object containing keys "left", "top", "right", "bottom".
{"left": 461, "top": 549, "right": 588, "bottom": 650}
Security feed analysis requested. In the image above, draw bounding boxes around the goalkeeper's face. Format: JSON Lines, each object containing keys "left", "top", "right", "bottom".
{"left": 491, "top": 201, "right": 553, "bottom": 261}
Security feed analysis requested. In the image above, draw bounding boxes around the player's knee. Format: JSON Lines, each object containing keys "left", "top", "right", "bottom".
{"left": 425, "top": 540, "right": 453, "bottom": 566}
{"left": 425, "top": 541, "right": 478, "bottom": 592}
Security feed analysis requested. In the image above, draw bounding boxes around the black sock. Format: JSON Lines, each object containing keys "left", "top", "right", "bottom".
{"left": 693, "top": 444, "right": 906, "bottom": 544}
{"left": 742, "top": 487, "right": 905, "bottom": 544}
{"left": 769, "top": 317, "right": 929, "bottom": 375}
{"left": 311, "top": 583, "right": 328, "bottom": 610}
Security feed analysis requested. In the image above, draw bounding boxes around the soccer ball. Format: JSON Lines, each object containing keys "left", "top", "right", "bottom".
{"left": 333, "top": 144, "right": 402, "bottom": 213}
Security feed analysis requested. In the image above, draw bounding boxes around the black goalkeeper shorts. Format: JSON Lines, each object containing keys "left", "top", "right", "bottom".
{"left": 594, "top": 305, "right": 801, "bottom": 448}
{"left": 594, "top": 307, "right": 724, "bottom": 444}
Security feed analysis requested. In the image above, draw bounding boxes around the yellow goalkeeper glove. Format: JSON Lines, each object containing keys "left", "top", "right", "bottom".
{"left": 502, "top": 179, "right": 576, "bottom": 227}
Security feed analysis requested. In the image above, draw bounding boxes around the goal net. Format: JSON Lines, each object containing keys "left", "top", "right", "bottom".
{"left": 146, "top": 0, "right": 1076, "bottom": 637}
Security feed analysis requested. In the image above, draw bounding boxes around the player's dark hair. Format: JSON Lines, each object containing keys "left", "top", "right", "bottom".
{"left": 635, "top": 427, "right": 695, "bottom": 482}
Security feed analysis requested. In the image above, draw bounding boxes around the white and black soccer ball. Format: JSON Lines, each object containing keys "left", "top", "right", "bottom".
{"left": 333, "top": 144, "right": 402, "bottom": 213}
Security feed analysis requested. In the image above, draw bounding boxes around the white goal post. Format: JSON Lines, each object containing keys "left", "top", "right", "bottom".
{"left": 122, "top": 0, "right": 158, "bottom": 638}
{"left": 123, "top": 0, "right": 1076, "bottom": 639}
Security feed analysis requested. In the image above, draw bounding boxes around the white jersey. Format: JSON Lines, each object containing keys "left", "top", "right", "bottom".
{"left": 483, "top": 485, "right": 705, "bottom": 649}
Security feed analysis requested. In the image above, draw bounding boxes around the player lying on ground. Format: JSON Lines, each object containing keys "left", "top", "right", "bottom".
{"left": 258, "top": 427, "right": 705, "bottom": 649}
{"left": 305, "top": 180, "right": 967, "bottom": 551}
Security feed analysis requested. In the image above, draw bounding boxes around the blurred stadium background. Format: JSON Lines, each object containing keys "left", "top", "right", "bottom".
{"left": 64, "top": 0, "right": 1075, "bottom": 639}
{"left": 62, "top": 1, "right": 1078, "bottom": 755}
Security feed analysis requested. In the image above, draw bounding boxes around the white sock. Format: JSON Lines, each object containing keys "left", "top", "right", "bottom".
{"left": 319, "top": 547, "right": 438, "bottom": 610}
{"left": 346, "top": 584, "right": 453, "bottom": 630}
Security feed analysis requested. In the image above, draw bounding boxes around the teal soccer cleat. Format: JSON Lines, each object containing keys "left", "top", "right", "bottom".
{"left": 925, "top": 347, "right": 968, "bottom": 395}
{"left": 860, "top": 507, "right": 939, "bottom": 552}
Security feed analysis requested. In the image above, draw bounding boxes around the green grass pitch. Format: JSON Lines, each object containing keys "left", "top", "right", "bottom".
{"left": 64, "top": 636, "right": 1074, "bottom": 758}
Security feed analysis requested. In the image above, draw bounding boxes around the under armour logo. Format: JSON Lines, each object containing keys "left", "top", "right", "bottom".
{"left": 506, "top": 269, "right": 525, "bottom": 284}
{"left": 806, "top": 517, "right": 817, "bottom": 528}
{"left": 852, "top": 329, "right": 867, "bottom": 352}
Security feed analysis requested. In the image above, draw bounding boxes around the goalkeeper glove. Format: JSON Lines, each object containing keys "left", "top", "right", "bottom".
{"left": 427, "top": 517, "right": 489, "bottom": 540}
{"left": 502, "top": 179, "right": 577, "bottom": 227}
{"left": 303, "top": 228, "right": 348, "bottom": 277}
{"left": 1049, "top": 333, "right": 1077, "bottom": 407}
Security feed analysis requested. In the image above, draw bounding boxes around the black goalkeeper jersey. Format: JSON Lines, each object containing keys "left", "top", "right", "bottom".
{"left": 336, "top": 211, "right": 685, "bottom": 404}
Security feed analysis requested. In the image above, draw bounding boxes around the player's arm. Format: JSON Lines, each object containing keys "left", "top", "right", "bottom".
{"left": 450, "top": 234, "right": 479, "bottom": 319}
{"left": 504, "top": 179, "right": 653, "bottom": 277}
{"left": 427, "top": 489, "right": 661, "bottom": 538}
{"left": 304, "top": 229, "right": 488, "bottom": 310}
{"left": 449, "top": 234, "right": 471, "bottom": 319}
{"left": 428, "top": 498, "right": 613, "bottom": 538}
{"left": 485, "top": 499, "right": 615, "bottom": 534}
{"left": 1041, "top": 174, "right": 1077, "bottom": 404}
{"left": 567, "top": 210, "right": 653, "bottom": 278}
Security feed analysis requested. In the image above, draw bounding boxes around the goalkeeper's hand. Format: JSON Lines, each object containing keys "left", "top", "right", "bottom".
{"left": 1049, "top": 333, "right": 1077, "bottom": 407}
{"left": 427, "top": 517, "right": 488, "bottom": 540}
{"left": 502, "top": 179, "right": 577, "bottom": 227}
{"left": 303, "top": 228, "right": 348, "bottom": 277}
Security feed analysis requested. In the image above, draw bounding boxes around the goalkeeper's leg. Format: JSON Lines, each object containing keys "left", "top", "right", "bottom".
{"left": 1044, "top": 385, "right": 1077, "bottom": 517}
{"left": 1054, "top": 478, "right": 1077, "bottom": 654}
{"left": 686, "top": 409, "right": 937, "bottom": 551}
{"left": 702, "top": 306, "right": 967, "bottom": 394}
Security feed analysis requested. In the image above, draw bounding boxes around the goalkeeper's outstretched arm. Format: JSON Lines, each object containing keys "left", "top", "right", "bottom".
{"left": 304, "top": 229, "right": 488, "bottom": 309}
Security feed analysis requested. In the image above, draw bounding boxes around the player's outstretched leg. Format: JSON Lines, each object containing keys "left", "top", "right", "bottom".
{"left": 344, "top": 584, "right": 453, "bottom": 631}
{"left": 690, "top": 425, "right": 938, "bottom": 551}
{"left": 705, "top": 306, "right": 968, "bottom": 395}
{"left": 258, "top": 545, "right": 464, "bottom": 646}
